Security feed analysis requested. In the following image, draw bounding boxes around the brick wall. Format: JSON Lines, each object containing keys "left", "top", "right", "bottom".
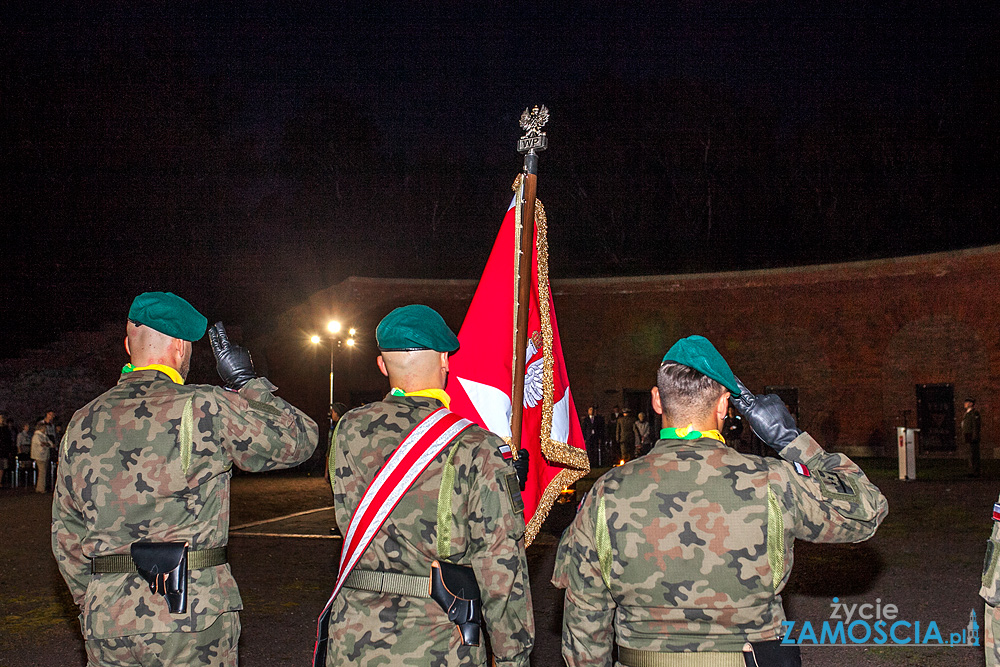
{"left": 260, "top": 245, "right": 1000, "bottom": 459}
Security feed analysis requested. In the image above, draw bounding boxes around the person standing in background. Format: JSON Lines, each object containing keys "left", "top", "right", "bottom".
{"left": 605, "top": 406, "right": 620, "bottom": 459}
{"left": 581, "top": 406, "right": 605, "bottom": 467}
{"left": 0, "top": 414, "right": 15, "bottom": 487}
{"left": 31, "top": 422, "right": 53, "bottom": 492}
{"left": 616, "top": 408, "right": 637, "bottom": 462}
{"left": 632, "top": 412, "right": 652, "bottom": 457}
{"left": 16, "top": 422, "right": 32, "bottom": 457}
{"left": 963, "top": 398, "right": 982, "bottom": 477}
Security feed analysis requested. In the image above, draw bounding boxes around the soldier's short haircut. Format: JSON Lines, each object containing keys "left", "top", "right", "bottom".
{"left": 657, "top": 362, "right": 726, "bottom": 425}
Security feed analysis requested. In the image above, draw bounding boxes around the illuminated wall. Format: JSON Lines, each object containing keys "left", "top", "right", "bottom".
{"left": 262, "top": 246, "right": 1000, "bottom": 458}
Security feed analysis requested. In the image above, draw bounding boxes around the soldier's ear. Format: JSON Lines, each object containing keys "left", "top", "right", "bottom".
{"left": 376, "top": 355, "right": 389, "bottom": 378}
{"left": 124, "top": 336, "right": 131, "bottom": 356}
{"left": 170, "top": 337, "right": 188, "bottom": 369}
{"left": 715, "top": 392, "right": 730, "bottom": 423}
{"left": 651, "top": 387, "right": 663, "bottom": 415}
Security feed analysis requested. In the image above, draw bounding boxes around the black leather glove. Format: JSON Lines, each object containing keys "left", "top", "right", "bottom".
{"left": 208, "top": 322, "right": 256, "bottom": 390}
{"left": 513, "top": 448, "right": 529, "bottom": 491}
{"left": 730, "top": 377, "right": 801, "bottom": 452}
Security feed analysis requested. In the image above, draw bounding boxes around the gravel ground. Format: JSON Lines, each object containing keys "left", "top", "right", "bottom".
{"left": 0, "top": 461, "right": 992, "bottom": 666}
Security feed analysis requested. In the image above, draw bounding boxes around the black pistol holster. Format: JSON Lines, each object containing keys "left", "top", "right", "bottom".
{"left": 429, "top": 560, "right": 482, "bottom": 646}
{"left": 744, "top": 639, "right": 802, "bottom": 667}
{"left": 131, "top": 541, "right": 188, "bottom": 614}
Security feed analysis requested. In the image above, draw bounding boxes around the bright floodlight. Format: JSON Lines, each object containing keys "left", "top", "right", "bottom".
{"left": 346, "top": 338, "right": 356, "bottom": 347}
{"left": 349, "top": 328, "right": 357, "bottom": 336}
{"left": 327, "top": 320, "right": 342, "bottom": 334}
{"left": 310, "top": 335, "right": 321, "bottom": 345}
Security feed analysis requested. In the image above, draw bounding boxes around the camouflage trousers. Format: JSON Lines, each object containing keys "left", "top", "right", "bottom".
{"left": 84, "top": 611, "right": 240, "bottom": 667}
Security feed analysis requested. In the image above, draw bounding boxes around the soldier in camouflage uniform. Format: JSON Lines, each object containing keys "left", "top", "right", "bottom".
{"left": 553, "top": 335, "right": 887, "bottom": 667}
{"left": 321, "top": 304, "right": 533, "bottom": 666}
{"left": 52, "top": 292, "right": 319, "bottom": 666}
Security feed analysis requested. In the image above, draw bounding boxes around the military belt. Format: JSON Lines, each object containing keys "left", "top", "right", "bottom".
{"left": 90, "top": 546, "right": 227, "bottom": 574}
{"left": 618, "top": 647, "right": 745, "bottom": 667}
{"left": 343, "top": 568, "right": 430, "bottom": 598}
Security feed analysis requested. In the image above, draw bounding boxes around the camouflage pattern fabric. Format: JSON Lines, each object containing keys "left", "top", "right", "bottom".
{"left": 85, "top": 610, "right": 240, "bottom": 667}
{"left": 981, "top": 493, "right": 1000, "bottom": 665}
{"left": 325, "top": 394, "right": 533, "bottom": 666}
{"left": 52, "top": 369, "right": 318, "bottom": 641}
{"left": 987, "top": 603, "right": 1000, "bottom": 667}
{"left": 552, "top": 431, "right": 887, "bottom": 665}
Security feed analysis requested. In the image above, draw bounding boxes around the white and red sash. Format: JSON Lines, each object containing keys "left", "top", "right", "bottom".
{"left": 313, "top": 407, "right": 471, "bottom": 665}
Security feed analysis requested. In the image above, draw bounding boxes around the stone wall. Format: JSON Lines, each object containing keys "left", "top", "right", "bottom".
{"left": 3, "top": 247, "right": 995, "bottom": 460}
{"left": 260, "top": 246, "right": 1000, "bottom": 458}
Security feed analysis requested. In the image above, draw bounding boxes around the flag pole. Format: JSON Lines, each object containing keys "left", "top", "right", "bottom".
{"left": 510, "top": 106, "right": 549, "bottom": 456}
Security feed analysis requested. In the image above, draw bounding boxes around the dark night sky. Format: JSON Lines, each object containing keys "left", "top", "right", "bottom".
{"left": 2, "top": 1, "right": 997, "bottom": 358}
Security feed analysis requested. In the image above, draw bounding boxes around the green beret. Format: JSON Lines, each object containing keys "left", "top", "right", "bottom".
{"left": 376, "top": 305, "right": 459, "bottom": 353}
{"left": 128, "top": 292, "right": 208, "bottom": 342}
{"left": 662, "top": 335, "right": 741, "bottom": 396}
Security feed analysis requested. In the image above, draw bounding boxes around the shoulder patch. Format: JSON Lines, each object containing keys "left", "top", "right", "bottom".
{"left": 793, "top": 461, "right": 810, "bottom": 477}
{"left": 246, "top": 398, "right": 283, "bottom": 417}
{"left": 815, "top": 469, "right": 857, "bottom": 498}
{"left": 498, "top": 441, "right": 513, "bottom": 460}
{"left": 504, "top": 471, "right": 524, "bottom": 515}
{"left": 992, "top": 503, "right": 1000, "bottom": 522}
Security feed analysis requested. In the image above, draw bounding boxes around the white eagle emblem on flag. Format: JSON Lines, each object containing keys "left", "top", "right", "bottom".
{"left": 523, "top": 330, "right": 544, "bottom": 408}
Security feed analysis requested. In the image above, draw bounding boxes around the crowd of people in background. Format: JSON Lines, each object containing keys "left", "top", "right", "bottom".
{"left": 581, "top": 401, "right": 763, "bottom": 467}
{"left": 0, "top": 409, "right": 62, "bottom": 491}
{"left": 581, "top": 405, "right": 655, "bottom": 467}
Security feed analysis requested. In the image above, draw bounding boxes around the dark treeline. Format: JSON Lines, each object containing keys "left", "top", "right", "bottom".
{"left": 2, "top": 23, "right": 996, "bottom": 357}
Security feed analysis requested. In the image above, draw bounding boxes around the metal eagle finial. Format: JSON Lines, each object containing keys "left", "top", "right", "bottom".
{"left": 520, "top": 105, "right": 550, "bottom": 137}
{"left": 517, "top": 105, "right": 549, "bottom": 155}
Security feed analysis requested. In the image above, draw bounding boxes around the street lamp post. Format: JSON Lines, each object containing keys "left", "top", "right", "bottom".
{"left": 310, "top": 321, "right": 357, "bottom": 428}
{"left": 326, "top": 321, "right": 341, "bottom": 414}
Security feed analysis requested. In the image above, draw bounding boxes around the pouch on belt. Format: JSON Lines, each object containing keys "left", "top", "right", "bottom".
{"left": 131, "top": 541, "right": 188, "bottom": 614}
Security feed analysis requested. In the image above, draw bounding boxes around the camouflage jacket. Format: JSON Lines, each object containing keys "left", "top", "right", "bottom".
{"left": 51, "top": 369, "right": 318, "bottom": 639}
{"left": 552, "top": 432, "right": 887, "bottom": 665}
{"left": 980, "top": 491, "right": 1000, "bottom": 606}
{"left": 325, "top": 394, "right": 533, "bottom": 667}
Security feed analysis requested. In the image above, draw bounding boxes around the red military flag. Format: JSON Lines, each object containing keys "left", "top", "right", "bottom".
{"left": 449, "top": 179, "right": 590, "bottom": 545}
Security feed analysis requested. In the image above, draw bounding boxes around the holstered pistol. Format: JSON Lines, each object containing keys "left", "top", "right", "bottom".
{"left": 131, "top": 541, "right": 189, "bottom": 614}
{"left": 429, "top": 560, "right": 482, "bottom": 646}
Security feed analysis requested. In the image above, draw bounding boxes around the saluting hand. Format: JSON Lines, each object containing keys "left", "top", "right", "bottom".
{"left": 209, "top": 322, "right": 257, "bottom": 390}
{"left": 731, "top": 377, "right": 801, "bottom": 452}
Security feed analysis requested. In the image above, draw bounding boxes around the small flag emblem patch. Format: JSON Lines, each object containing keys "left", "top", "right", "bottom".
{"left": 993, "top": 503, "right": 1000, "bottom": 521}
{"left": 794, "top": 462, "right": 811, "bottom": 477}
{"left": 498, "top": 443, "right": 513, "bottom": 460}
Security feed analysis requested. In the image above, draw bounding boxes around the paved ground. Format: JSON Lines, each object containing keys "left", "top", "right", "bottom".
{"left": 0, "top": 460, "right": 992, "bottom": 666}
